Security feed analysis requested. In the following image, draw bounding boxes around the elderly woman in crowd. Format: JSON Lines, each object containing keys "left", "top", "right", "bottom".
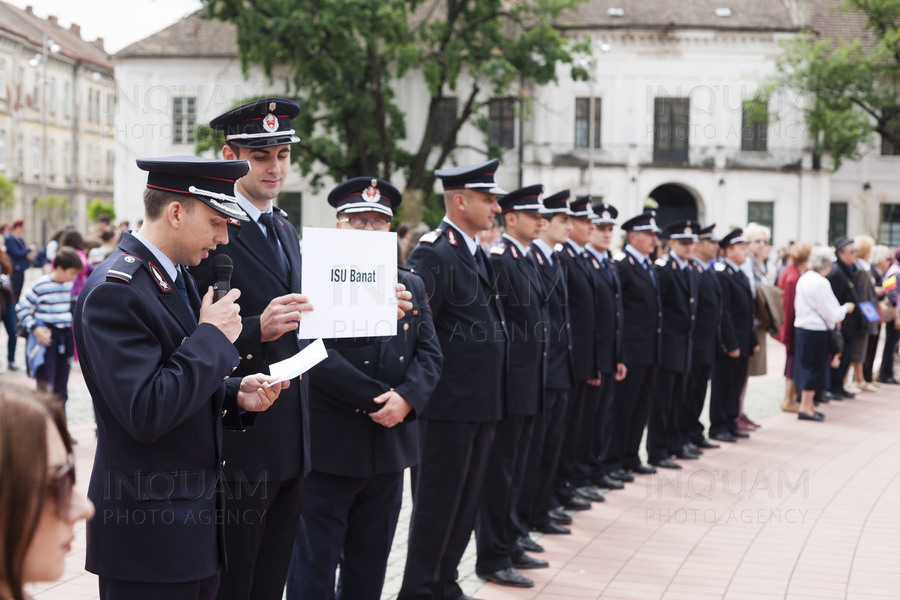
{"left": 879, "top": 248, "right": 900, "bottom": 384}
{"left": 0, "top": 384, "right": 94, "bottom": 600}
{"left": 864, "top": 245, "right": 893, "bottom": 386}
{"left": 847, "top": 235, "right": 879, "bottom": 393}
{"left": 776, "top": 242, "right": 812, "bottom": 413}
{"left": 794, "top": 246, "right": 856, "bottom": 421}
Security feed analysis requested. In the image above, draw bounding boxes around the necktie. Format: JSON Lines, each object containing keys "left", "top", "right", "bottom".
{"left": 174, "top": 269, "right": 196, "bottom": 322}
{"left": 258, "top": 212, "right": 289, "bottom": 279}
{"left": 644, "top": 259, "right": 657, "bottom": 289}
{"left": 475, "top": 248, "right": 490, "bottom": 282}
{"left": 600, "top": 257, "right": 613, "bottom": 283}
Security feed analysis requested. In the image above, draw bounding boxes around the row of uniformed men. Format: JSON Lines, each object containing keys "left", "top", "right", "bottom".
{"left": 395, "top": 158, "right": 760, "bottom": 596}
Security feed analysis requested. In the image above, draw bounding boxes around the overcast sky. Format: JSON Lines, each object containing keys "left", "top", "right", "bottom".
{"left": 8, "top": 0, "right": 203, "bottom": 54}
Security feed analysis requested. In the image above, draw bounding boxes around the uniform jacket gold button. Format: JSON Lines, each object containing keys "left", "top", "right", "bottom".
{"left": 246, "top": 354, "right": 253, "bottom": 360}
{"left": 403, "top": 323, "right": 410, "bottom": 331}
{"left": 399, "top": 356, "right": 405, "bottom": 363}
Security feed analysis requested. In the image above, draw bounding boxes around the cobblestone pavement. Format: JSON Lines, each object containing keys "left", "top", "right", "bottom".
{"left": 9, "top": 268, "right": 900, "bottom": 599}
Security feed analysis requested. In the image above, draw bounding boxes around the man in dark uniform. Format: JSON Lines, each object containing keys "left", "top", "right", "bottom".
{"left": 287, "top": 177, "right": 442, "bottom": 600}
{"left": 608, "top": 210, "right": 663, "bottom": 477}
{"left": 647, "top": 220, "right": 699, "bottom": 469}
{"left": 475, "top": 184, "right": 549, "bottom": 589}
{"left": 551, "top": 194, "right": 599, "bottom": 517}
{"left": 680, "top": 224, "right": 722, "bottom": 452}
{"left": 399, "top": 160, "right": 508, "bottom": 600}
{"left": 73, "top": 157, "right": 287, "bottom": 600}
{"left": 516, "top": 190, "right": 575, "bottom": 547}
{"left": 583, "top": 204, "right": 627, "bottom": 490}
{"left": 709, "top": 229, "right": 759, "bottom": 443}
{"left": 189, "top": 98, "right": 314, "bottom": 600}
{"left": 826, "top": 237, "right": 862, "bottom": 400}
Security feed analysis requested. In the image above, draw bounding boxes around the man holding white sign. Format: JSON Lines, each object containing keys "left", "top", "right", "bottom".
{"left": 287, "top": 177, "right": 442, "bottom": 600}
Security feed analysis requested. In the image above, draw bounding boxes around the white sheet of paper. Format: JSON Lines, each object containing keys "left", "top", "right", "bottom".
{"left": 298, "top": 227, "right": 398, "bottom": 339}
{"left": 268, "top": 338, "right": 328, "bottom": 384}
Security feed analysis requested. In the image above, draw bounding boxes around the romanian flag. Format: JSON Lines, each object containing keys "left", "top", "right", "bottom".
{"left": 884, "top": 275, "right": 897, "bottom": 292}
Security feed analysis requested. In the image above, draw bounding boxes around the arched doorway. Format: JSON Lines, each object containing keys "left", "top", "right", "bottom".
{"left": 648, "top": 183, "right": 701, "bottom": 229}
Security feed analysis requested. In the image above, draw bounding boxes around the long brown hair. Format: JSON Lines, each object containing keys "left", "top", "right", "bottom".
{"left": 0, "top": 385, "right": 71, "bottom": 600}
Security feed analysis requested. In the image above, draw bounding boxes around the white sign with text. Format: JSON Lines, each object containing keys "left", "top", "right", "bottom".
{"left": 298, "top": 227, "right": 398, "bottom": 339}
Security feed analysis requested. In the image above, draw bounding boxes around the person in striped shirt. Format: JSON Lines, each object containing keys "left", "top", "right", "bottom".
{"left": 15, "top": 246, "right": 82, "bottom": 410}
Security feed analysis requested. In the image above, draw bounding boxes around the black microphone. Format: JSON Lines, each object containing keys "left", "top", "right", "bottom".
{"left": 211, "top": 254, "right": 234, "bottom": 302}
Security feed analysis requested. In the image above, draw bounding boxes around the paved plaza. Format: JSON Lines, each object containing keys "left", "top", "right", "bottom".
{"left": 5, "top": 288, "right": 900, "bottom": 599}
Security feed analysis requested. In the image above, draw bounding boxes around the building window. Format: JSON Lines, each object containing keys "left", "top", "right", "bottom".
{"left": 574, "top": 97, "right": 601, "bottom": 149}
{"left": 278, "top": 192, "right": 303, "bottom": 229}
{"left": 0, "top": 61, "right": 5, "bottom": 99}
{"left": 828, "top": 202, "right": 848, "bottom": 243}
{"left": 32, "top": 76, "right": 39, "bottom": 110}
{"left": 32, "top": 136, "right": 40, "bottom": 176}
{"left": 47, "top": 139, "right": 55, "bottom": 180}
{"left": 106, "top": 150, "right": 114, "bottom": 185}
{"left": 87, "top": 89, "right": 94, "bottom": 123}
{"left": 489, "top": 98, "right": 515, "bottom": 149}
{"left": 63, "top": 142, "right": 70, "bottom": 182}
{"left": 747, "top": 201, "right": 775, "bottom": 239}
{"left": 173, "top": 96, "right": 197, "bottom": 145}
{"left": 880, "top": 204, "right": 900, "bottom": 245}
{"left": 0, "top": 131, "right": 5, "bottom": 170}
{"left": 741, "top": 100, "right": 768, "bottom": 152}
{"left": 63, "top": 81, "right": 70, "bottom": 118}
{"left": 47, "top": 77, "right": 56, "bottom": 115}
{"left": 653, "top": 97, "right": 689, "bottom": 164}
{"left": 431, "top": 97, "right": 457, "bottom": 146}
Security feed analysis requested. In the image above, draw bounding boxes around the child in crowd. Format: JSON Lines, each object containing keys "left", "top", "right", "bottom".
{"left": 15, "top": 247, "right": 83, "bottom": 411}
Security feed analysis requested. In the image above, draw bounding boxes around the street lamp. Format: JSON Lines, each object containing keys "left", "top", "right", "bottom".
{"left": 29, "top": 36, "right": 60, "bottom": 199}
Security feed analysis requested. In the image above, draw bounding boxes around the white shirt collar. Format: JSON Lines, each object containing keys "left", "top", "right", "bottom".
{"left": 533, "top": 238, "right": 555, "bottom": 263}
{"left": 693, "top": 257, "right": 710, "bottom": 271}
{"left": 625, "top": 244, "right": 649, "bottom": 264}
{"left": 585, "top": 245, "right": 607, "bottom": 262}
{"left": 502, "top": 233, "right": 528, "bottom": 255}
{"left": 669, "top": 251, "right": 689, "bottom": 271}
{"left": 724, "top": 258, "right": 741, "bottom": 271}
{"left": 234, "top": 188, "right": 272, "bottom": 236}
{"left": 132, "top": 230, "right": 178, "bottom": 282}
{"left": 566, "top": 238, "right": 584, "bottom": 254}
{"left": 441, "top": 217, "right": 479, "bottom": 256}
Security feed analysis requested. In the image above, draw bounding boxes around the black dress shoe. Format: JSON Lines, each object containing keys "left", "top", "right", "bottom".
{"left": 561, "top": 496, "right": 592, "bottom": 511}
{"left": 630, "top": 464, "right": 657, "bottom": 475}
{"left": 594, "top": 475, "right": 625, "bottom": 490}
{"left": 694, "top": 438, "right": 720, "bottom": 449}
{"left": 548, "top": 508, "right": 572, "bottom": 524}
{"left": 574, "top": 485, "right": 605, "bottom": 502}
{"left": 533, "top": 521, "right": 571, "bottom": 534}
{"left": 481, "top": 567, "right": 534, "bottom": 588}
{"left": 731, "top": 430, "right": 750, "bottom": 439}
{"left": 609, "top": 469, "right": 635, "bottom": 482}
{"left": 672, "top": 447, "right": 700, "bottom": 460}
{"left": 650, "top": 457, "right": 682, "bottom": 469}
{"left": 685, "top": 441, "right": 703, "bottom": 455}
{"left": 512, "top": 553, "right": 549, "bottom": 569}
{"left": 517, "top": 536, "right": 544, "bottom": 553}
{"left": 879, "top": 377, "right": 900, "bottom": 384}
{"left": 798, "top": 411, "right": 825, "bottom": 421}
{"left": 823, "top": 391, "right": 843, "bottom": 401}
{"left": 841, "top": 389, "right": 856, "bottom": 399}
{"left": 710, "top": 432, "right": 738, "bottom": 443}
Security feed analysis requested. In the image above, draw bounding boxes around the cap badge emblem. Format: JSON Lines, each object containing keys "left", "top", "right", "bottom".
{"left": 649, "top": 218, "right": 657, "bottom": 229}
{"left": 269, "top": 102, "right": 276, "bottom": 111}
{"left": 684, "top": 227, "right": 691, "bottom": 236}
{"left": 602, "top": 211, "right": 611, "bottom": 219}
{"left": 362, "top": 179, "right": 381, "bottom": 203}
{"left": 263, "top": 113, "right": 279, "bottom": 133}
{"left": 124, "top": 256, "right": 135, "bottom": 263}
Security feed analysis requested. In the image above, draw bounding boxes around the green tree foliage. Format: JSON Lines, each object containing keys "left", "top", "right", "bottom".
{"left": 0, "top": 176, "right": 15, "bottom": 213}
{"left": 87, "top": 199, "right": 116, "bottom": 223}
{"left": 34, "top": 195, "right": 72, "bottom": 233}
{"left": 773, "top": 0, "right": 900, "bottom": 170}
{"left": 204, "top": 0, "right": 587, "bottom": 198}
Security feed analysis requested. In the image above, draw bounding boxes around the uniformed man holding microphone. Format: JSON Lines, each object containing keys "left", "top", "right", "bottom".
{"left": 73, "top": 156, "right": 287, "bottom": 600}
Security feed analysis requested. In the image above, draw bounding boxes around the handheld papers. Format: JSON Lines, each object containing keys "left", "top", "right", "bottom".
{"left": 268, "top": 338, "right": 328, "bottom": 384}
{"left": 298, "top": 227, "right": 398, "bottom": 339}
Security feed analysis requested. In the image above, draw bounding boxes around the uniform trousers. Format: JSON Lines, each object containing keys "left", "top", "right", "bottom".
{"left": 554, "top": 381, "right": 588, "bottom": 502}
{"left": 571, "top": 378, "right": 603, "bottom": 487}
{"left": 647, "top": 368, "right": 687, "bottom": 462}
{"left": 681, "top": 361, "right": 713, "bottom": 446}
{"left": 709, "top": 354, "right": 749, "bottom": 436}
{"left": 589, "top": 374, "right": 616, "bottom": 483}
{"left": 286, "top": 470, "right": 403, "bottom": 600}
{"left": 35, "top": 326, "right": 74, "bottom": 406}
{"left": 216, "top": 476, "right": 304, "bottom": 600}
{"left": 100, "top": 573, "right": 220, "bottom": 600}
{"left": 608, "top": 365, "right": 657, "bottom": 471}
{"left": 879, "top": 320, "right": 900, "bottom": 381}
{"left": 399, "top": 419, "right": 495, "bottom": 600}
{"left": 517, "top": 389, "right": 568, "bottom": 528}
{"left": 475, "top": 414, "right": 536, "bottom": 575}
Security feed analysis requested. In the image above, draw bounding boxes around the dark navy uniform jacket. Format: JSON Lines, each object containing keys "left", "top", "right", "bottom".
{"left": 716, "top": 260, "right": 759, "bottom": 355}
{"left": 614, "top": 247, "right": 662, "bottom": 367}
{"left": 529, "top": 242, "right": 575, "bottom": 391}
{"left": 307, "top": 268, "right": 442, "bottom": 478}
{"left": 191, "top": 207, "right": 311, "bottom": 482}
{"left": 558, "top": 241, "right": 600, "bottom": 381}
{"left": 655, "top": 253, "right": 698, "bottom": 373}
{"left": 490, "top": 236, "right": 548, "bottom": 416}
{"left": 74, "top": 232, "right": 251, "bottom": 583}
{"left": 584, "top": 248, "right": 626, "bottom": 374}
{"left": 691, "top": 258, "right": 723, "bottom": 366}
{"left": 406, "top": 221, "right": 507, "bottom": 421}
{"left": 826, "top": 259, "right": 863, "bottom": 337}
